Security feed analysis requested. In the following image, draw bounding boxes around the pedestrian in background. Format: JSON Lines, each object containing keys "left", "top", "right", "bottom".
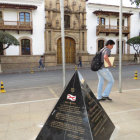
{"left": 97, "top": 40, "right": 115, "bottom": 101}
{"left": 78, "top": 56, "right": 82, "bottom": 67}
{"left": 38, "top": 56, "right": 45, "bottom": 69}
{"left": 134, "top": 53, "right": 137, "bottom": 62}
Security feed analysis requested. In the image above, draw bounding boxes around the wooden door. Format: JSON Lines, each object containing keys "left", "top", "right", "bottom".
{"left": 57, "top": 37, "right": 75, "bottom": 64}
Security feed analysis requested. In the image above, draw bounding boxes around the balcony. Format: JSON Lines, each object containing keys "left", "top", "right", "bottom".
{"left": 0, "top": 21, "right": 33, "bottom": 34}
{"left": 96, "top": 25, "right": 130, "bottom": 36}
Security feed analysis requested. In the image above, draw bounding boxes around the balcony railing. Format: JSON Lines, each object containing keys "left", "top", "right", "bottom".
{"left": 0, "top": 20, "right": 33, "bottom": 32}
{"left": 96, "top": 25, "right": 130, "bottom": 36}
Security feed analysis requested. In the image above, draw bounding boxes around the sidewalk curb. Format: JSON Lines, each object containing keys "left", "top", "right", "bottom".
{"left": 0, "top": 63, "right": 140, "bottom": 75}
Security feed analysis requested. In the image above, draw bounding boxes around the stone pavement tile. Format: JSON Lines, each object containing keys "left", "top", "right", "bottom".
{"left": 0, "top": 123, "right": 9, "bottom": 132}
{"left": 0, "top": 87, "right": 55, "bottom": 104}
{"left": 110, "top": 111, "right": 140, "bottom": 124}
{"left": 1, "top": 104, "right": 30, "bottom": 115}
{"left": 110, "top": 114, "right": 140, "bottom": 139}
{"left": 5, "top": 128, "right": 34, "bottom": 140}
{"left": 115, "top": 134, "right": 140, "bottom": 140}
{"left": 29, "top": 100, "right": 56, "bottom": 113}
{"left": 10, "top": 113, "right": 30, "bottom": 121}
{"left": 100, "top": 92, "right": 140, "bottom": 114}
{"left": 8, "top": 120, "right": 32, "bottom": 130}
{"left": 0, "top": 114, "right": 10, "bottom": 124}
{"left": 29, "top": 112, "right": 48, "bottom": 127}
{"left": 0, "top": 131, "right": 6, "bottom": 140}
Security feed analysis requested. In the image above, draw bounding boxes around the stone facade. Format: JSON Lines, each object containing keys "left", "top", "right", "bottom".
{"left": 44, "top": 0, "right": 88, "bottom": 66}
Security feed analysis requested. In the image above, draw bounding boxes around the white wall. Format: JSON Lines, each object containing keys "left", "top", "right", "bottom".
{"left": 129, "top": 12, "right": 140, "bottom": 54}
{"left": 32, "top": 0, "right": 45, "bottom": 55}
{"left": 87, "top": 0, "right": 139, "bottom": 8}
{"left": 0, "top": 0, "right": 43, "bottom": 5}
{"left": 1, "top": 0, "right": 45, "bottom": 56}
{"left": 86, "top": 2, "right": 140, "bottom": 55}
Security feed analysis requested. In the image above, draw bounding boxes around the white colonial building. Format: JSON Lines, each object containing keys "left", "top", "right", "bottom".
{"left": 0, "top": 0, "right": 140, "bottom": 71}
{"left": 0, "top": 0, "right": 45, "bottom": 71}
{"left": 86, "top": 0, "right": 140, "bottom": 60}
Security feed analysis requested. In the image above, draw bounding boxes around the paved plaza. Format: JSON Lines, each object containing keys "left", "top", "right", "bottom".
{"left": 0, "top": 65, "right": 140, "bottom": 140}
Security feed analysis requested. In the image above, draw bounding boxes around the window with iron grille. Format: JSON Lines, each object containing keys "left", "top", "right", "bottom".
{"left": 64, "top": 15, "right": 70, "bottom": 28}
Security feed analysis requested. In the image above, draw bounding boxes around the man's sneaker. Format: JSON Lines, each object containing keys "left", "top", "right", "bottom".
{"left": 97, "top": 98, "right": 106, "bottom": 102}
{"left": 102, "top": 97, "right": 112, "bottom": 101}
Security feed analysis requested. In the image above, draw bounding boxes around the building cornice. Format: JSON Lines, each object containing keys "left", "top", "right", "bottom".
{"left": 0, "top": 3, "right": 37, "bottom": 10}
{"left": 88, "top": 3, "right": 140, "bottom": 11}
{"left": 93, "top": 10, "right": 133, "bottom": 17}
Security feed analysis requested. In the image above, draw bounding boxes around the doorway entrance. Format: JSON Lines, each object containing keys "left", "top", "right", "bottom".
{"left": 57, "top": 37, "right": 76, "bottom": 64}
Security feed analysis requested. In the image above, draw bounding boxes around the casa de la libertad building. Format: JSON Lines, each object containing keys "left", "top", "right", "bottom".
{"left": 44, "top": 0, "right": 88, "bottom": 66}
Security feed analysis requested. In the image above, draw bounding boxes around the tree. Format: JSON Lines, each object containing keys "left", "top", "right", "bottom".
{"left": 0, "top": 31, "right": 19, "bottom": 72}
{"left": 127, "top": 36, "right": 140, "bottom": 56}
{"left": 130, "top": 0, "right": 140, "bottom": 6}
{"left": 0, "top": 31, "right": 19, "bottom": 54}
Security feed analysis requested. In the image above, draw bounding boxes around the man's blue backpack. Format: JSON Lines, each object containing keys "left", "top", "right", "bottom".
{"left": 91, "top": 51, "right": 103, "bottom": 71}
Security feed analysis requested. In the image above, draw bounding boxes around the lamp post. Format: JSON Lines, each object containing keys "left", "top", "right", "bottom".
{"left": 119, "top": 0, "right": 122, "bottom": 93}
{"left": 60, "top": 0, "right": 66, "bottom": 89}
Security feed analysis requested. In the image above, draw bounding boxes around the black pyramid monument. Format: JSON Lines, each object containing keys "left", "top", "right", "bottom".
{"left": 36, "top": 71, "right": 115, "bottom": 140}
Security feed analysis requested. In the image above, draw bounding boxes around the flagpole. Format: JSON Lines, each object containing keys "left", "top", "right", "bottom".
{"left": 119, "top": 0, "right": 122, "bottom": 93}
{"left": 60, "top": 0, "right": 66, "bottom": 89}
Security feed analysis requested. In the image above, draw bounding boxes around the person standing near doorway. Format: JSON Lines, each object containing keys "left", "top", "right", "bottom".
{"left": 97, "top": 40, "right": 115, "bottom": 101}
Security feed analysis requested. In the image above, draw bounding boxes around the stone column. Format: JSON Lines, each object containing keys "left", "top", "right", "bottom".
{"left": 56, "top": 0, "right": 60, "bottom": 11}
{"left": 83, "top": 12, "right": 86, "bottom": 27}
{"left": 80, "top": 13, "right": 82, "bottom": 28}
{"left": 45, "top": 31, "right": 48, "bottom": 52}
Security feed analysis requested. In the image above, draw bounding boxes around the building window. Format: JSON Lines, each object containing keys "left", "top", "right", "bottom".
{"left": 0, "top": 42, "right": 4, "bottom": 55}
{"left": 117, "top": 19, "right": 124, "bottom": 29}
{"left": 64, "top": 15, "right": 70, "bottom": 28}
{"left": 0, "top": 11, "right": 2, "bottom": 21}
{"left": 21, "top": 39, "right": 30, "bottom": 55}
{"left": 98, "top": 17, "right": 105, "bottom": 25}
{"left": 97, "top": 17, "right": 99, "bottom": 24}
{"left": 98, "top": 40, "right": 104, "bottom": 51}
{"left": 100, "top": 18, "right": 105, "bottom": 25}
{"left": 19, "top": 12, "right": 30, "bottom": 23}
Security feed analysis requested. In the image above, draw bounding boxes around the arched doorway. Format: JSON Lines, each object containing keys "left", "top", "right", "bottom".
{"left": 57, "top": 37, "right": 75, "bottom": 64}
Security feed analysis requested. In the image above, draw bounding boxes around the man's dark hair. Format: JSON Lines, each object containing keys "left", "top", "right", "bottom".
{"left": 105, "top": 40, "right": 115, "bottom": 46}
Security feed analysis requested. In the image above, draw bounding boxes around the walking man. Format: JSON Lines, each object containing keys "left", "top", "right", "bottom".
{"left": 78, "top": 56, "right": 82, "bottom": 67}
{"left": 97, "top": 40, "right": 115, "bottom": 101}
{"left": 38, "top": 56, "right": 45, "bottom": 69}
